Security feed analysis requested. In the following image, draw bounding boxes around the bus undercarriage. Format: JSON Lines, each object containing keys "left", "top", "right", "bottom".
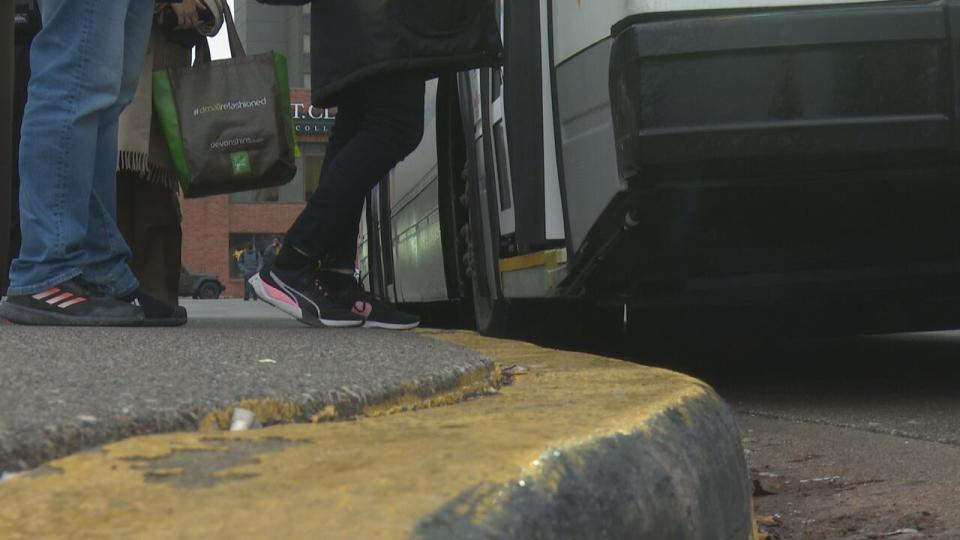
{"left": 366, "top": 0, "right": 960, "bottom": 336}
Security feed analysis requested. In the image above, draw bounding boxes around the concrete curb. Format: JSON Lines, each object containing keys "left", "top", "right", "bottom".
{"left": 416, "top": 387, "right": 753, "bottom": 539}
{"left": 0, "top": 331, "right": 755, "bottom": 539}
{"left": 416, "top": 333, "right": 755, "bottom": 540}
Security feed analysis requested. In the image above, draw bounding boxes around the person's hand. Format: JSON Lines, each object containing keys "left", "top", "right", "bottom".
{"left": 170, "top": 0, "right": 202, "bottom": 29}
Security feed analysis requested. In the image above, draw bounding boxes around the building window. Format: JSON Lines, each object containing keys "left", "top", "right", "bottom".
{"left": 229, "top": 233, "right": 286, "bottom": 279}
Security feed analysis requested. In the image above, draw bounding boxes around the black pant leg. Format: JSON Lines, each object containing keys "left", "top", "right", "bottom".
{"left": 117, "top": 175, "right": 183, "bottom": 305}
{"left": 283, "top": 73, "right": 426, "bottom": 267}
{"left": 243, "top": 274, "right": 254, "bottom": 300}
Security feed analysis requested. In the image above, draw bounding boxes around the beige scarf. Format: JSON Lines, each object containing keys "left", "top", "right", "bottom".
{"left": 118, "top": 0, "right": 224, "bottom": 192}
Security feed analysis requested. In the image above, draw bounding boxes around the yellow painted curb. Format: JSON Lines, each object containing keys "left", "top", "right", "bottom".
{"left": 194, "top": 361, "right": 501, "bottom": 431}
{"left": 0, "top": 331, "right": 754, "bottom": 539}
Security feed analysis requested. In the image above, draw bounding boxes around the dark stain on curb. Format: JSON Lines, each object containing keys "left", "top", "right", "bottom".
{"left": 414, "top": 390, "right": 754, "bottom": 540}
{"left": 128, "top": 438, "right": 304, "bottom": 489}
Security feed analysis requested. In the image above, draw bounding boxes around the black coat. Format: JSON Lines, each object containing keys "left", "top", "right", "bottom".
{"left": 258, "top": 0, "right": 503, "bottom": 107}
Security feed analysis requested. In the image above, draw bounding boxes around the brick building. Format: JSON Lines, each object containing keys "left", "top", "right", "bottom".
{"left": 180, "top": 197, "right": 304, "bottom": 298}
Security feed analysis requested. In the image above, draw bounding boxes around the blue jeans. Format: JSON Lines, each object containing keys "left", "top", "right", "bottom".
{"left": 7, "top": 0, "right": 153, "bottom": 297}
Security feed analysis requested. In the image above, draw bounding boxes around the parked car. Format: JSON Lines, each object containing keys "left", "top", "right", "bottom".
{"left": 179, "top": 265, "right": 225, "bottom": 299}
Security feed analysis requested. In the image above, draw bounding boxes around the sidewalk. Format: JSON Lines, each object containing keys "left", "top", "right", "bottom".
{"left": 0, "top": 301, "right": 755, "bottom": 539}
{"left": 0, "top": 300, "right": 496, "bottom": 472}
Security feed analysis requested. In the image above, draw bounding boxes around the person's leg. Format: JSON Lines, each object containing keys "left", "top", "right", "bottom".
{"left": 321, "top": 202, "right": 366, "bottom": 271}
{"left": 0, "top": 0, "right": 152, "bottom": 326}
{"left": 0, "top": 0, "right": 145, "bottom": 325}
{"left": 0, "top": 0, "right": 13, "bottom": 296}
{"left": 255, "top": 74, "right": 424, "bottom": 328}
{"left": 6, "top": 32, "right": 33, "bottom": 294}
{"left": 81, "top": 0, "right": 154, "bottom": 298}
{"left": 277, "top": 74, "right": 425, "bottom": 329}
{"left": 281, "top": 73, "right": 425, "bottom": 265}
{"left": 8, "top": 0, "right": 145, "bottom": 296}
{"left": 155, "top": 190, "right": 183, "bottom": 306}
{"left": 316, "top": 103, "right": 375, "bottom": 272}
{"left": 248, "top": 102, "right": 365, "bottom": 324}
{"left": 273, "top": 93, "right": 366, "bottom": 271}
{"left": 118, "top": 176, "right": 182, "bottom": 306}
{"left": 317, "top": 75, "right": 426, "bottom": 329}
{"left": 115, "top": 176, "right": 185, "bottom": 326}
{"left": 116, "top": 174, "right": 136, "bottom": 255}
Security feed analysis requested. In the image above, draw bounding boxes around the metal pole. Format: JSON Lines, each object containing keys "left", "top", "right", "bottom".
{"left": 1, "top": 0, "right": 16, "bottom": 295}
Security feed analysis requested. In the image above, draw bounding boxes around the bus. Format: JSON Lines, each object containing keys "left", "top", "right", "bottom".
{"left": 361, "top": 0, "right": 960, "bottom": 336}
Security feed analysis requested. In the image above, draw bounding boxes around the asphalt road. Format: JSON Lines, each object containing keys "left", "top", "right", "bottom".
{"left": 491, "top": 305, "right": 960, "bottom": 539}
{"left": 629, "top": 331, "right": 960, "bottom": 539}
{"left": 0, "top": 300, "right": 493, "bottom": 473}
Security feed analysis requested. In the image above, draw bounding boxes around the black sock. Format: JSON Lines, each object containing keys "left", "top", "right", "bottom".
{"left": 275, "top": 245, "right": 312, "bottom": 271}
{"left": 318, "top": 270, "right": 357, "bottom": 292}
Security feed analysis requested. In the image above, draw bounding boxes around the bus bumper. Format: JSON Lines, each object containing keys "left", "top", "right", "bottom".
{"left": 609, "top": 0, "right": 960, "bottom": 183}
{"left": 570, "top": 0, "right": 960, "bottom": 326}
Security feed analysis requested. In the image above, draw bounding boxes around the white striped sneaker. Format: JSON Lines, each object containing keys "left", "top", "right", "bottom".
{"left": 0, "top": 277, "right": 143, "bottom": 326}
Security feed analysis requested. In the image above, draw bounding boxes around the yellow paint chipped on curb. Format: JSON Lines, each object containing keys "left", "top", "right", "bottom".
{"left": 310, "top": 404, "right": 337, "bottom": 423}
{"left": 361, "top": 362, "right": 502, "bottom": 418}
{"left": 198, "top": 398, "right": 303, "bottom": 431}
{"left": 197, "top": 339, "right": 501, "bottom": 430}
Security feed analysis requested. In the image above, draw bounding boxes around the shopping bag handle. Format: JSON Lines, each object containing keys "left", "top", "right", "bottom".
{"left": 196, "top": 39, "right": 213, "bottom": 64}
{"left": 219, "top": 0, "right": 247, "bottom": 58}
{"left": 194, "top": 0, "right": 246, "bottom": 65}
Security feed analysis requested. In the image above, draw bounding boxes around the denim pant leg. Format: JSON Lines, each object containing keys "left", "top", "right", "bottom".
{"left": 81, "top": 1, "right": 154, "bottom": 297}
{"left": 7, "top": 0, "right": 149, "bottom": 296}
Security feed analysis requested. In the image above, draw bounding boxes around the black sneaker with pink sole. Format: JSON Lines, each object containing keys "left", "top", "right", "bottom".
{"left": 319, "top": 271, "right": 420, "bottom": 330}
{"left": 248, "top": 264, "right": 363, "bottom": 328}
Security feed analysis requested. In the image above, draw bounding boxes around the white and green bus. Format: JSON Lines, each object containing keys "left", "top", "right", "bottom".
{"left": 362, "top": 0, "right": 960, "bottom": 335}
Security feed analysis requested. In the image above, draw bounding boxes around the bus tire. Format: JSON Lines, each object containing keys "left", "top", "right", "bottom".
{"left": 460, "top": 157, "right": 511, "bottom": 336}
{"left": 440, "top": 73, "right": 509, "bottom": 336}
{"left": 437, "top": 75, "right": 508, "bottom": 336}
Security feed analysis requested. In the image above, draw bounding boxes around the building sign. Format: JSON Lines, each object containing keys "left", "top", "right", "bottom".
{"left": 290, "top": 88, "right": 335, "bottom": 143}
